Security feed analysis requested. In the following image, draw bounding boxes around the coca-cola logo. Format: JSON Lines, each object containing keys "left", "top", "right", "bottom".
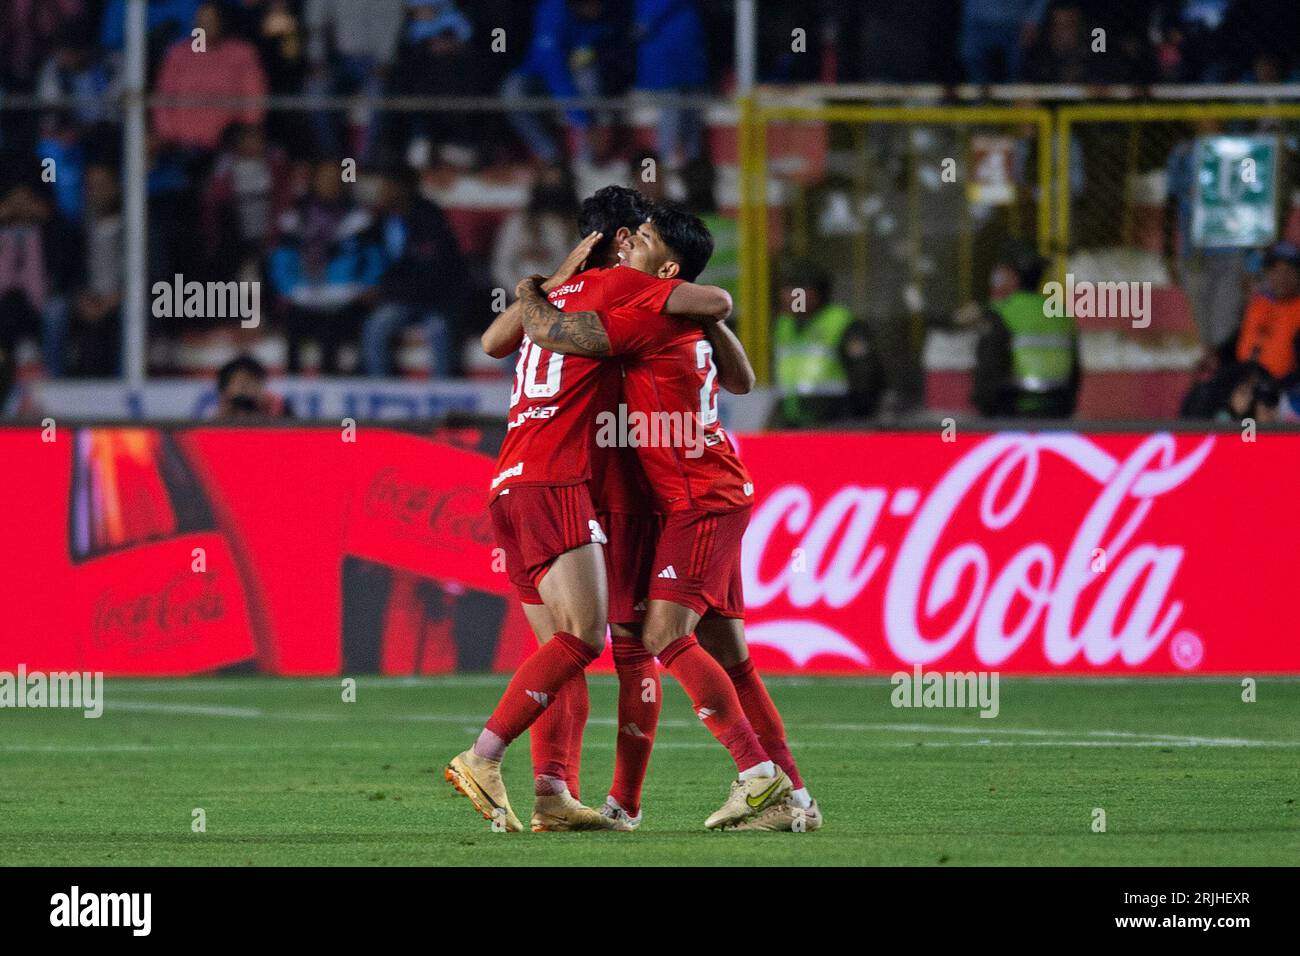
{"left": 743, "top": 433, "right": 1214, "bottom": 670}
{"left": 363, "top": 467, "right": 493, "bottom": 547}
{"left": 91, "top": 569, "right": 226, "bottom": 652}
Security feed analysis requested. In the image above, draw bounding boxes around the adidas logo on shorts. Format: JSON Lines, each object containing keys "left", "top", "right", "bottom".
{"left": 657, "top": 565, "right": 678, "bottom": 579}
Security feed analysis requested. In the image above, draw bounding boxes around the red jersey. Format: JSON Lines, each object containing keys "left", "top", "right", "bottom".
{"left": 488, "top": 266, "right": 676, "bottom": 502}
{"left": 601, "top": 290, "right": 754, "bottom": 514}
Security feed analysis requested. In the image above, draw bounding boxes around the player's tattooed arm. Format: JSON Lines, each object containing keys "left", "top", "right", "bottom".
{"left": 704, "top": 320, "right": 756, "bottom": 395}
{"left": 516, "top": 276, "right": 612, "bottom": 357}
{"left": 482, "top": 233, "right": 603, "bottom": 358}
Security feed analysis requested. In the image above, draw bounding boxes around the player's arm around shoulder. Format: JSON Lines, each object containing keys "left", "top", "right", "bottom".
{"left": 705, "top": 319, "right": 756, "bottom": 395}
{"left": 516, "top": 275, "right": 612, "bottom": 358}
{"left": 480, "top": 300, "right": 525, "bottom": 358}
{"left": 663, "top": 282, "right": 733, "bottom": 323}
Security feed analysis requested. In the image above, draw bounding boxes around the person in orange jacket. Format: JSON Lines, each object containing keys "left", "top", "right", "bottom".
{"left": 1235, "top": 241, "right": 1300, "bottom": 384}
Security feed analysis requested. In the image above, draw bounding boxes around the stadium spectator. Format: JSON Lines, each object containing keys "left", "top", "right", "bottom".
{"left": 267, "top": 159, "right": 384, "bottom": 374}
{"left": 360, "top": 165, "right": 465, "bottom": 377}
{"left": 628, "top": 149, "right": 667, "bottom": 202}
{"left": 387, "top": 0, "right": 477, "bottom": 168}
{"left": 62, "top": 162, "right": 123, "bottom": 377}
{"left": 36, "top": 21, "right": 119, "bottom": 129}
{"left": 201, "top": 122, "right": 292, "bottom": 280}
{"left": 34, "top": 111, "right": 88, "bottom": 225}
{"left": 680, "top": 155, "right": 737, "bottom": 305}
{"left": 960, "top": 0, "right": 1047, "bottom": 82}
{"left": 145, "top": 127, "right": 204, "bottom": 284}
{"left": 303, "top": 0, "right": 406, "bottom": 162}
{"left": 0, "top": 0, "right": 85, "bottom": 93}
{"left": 1232, "top": 241, "right": 1300, "bottom": 382}
{"left": 490, "top": 164, "right": 578, "bottom": 303}
{"left": 226, "top": 0, "right": 305, "bottom": 88}
{"left": 1022, "top": 0, "right": 1139, "bottom": 84}
{"left": 0, "top": 0, "right": 85, "bottom": 154}
{"left": 968, "top": 251, "right": 1078, "bottom": 418}
{"left": 101, "top": 0, "right": 198, "bottom": 52}
{"left": 632, "top": 0, "right": 707, "bottom": 168}
{"left": 1213, "top": 359, "right": 1281, "bottom": 423}
{"left": 1164, "top": 119, "right": 1250, "bottom": 352}
{"left": 214, "top": 352, "right": 288, "bottom": 417}
{"left": 771, "top": 259, "right": 882, "bottom": 426}
{"left": 0, "top": 179, "right": 79, "bottom": 378}
{"left": 501, "top": 0, "right": 621, "bottom": 165}
{"left": 152, "top": 2, "right": 268, "bottom": 151}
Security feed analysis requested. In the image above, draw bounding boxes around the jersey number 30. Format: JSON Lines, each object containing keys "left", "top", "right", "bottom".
{"left": 510, "top": 338, "right": 563, "bottom": 406}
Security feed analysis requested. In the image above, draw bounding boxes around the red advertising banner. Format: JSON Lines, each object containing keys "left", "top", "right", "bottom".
{"left": 3, "top": 426, "right": 1294, "bottom": 676}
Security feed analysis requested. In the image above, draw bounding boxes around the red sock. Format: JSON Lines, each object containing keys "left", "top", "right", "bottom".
{"left": 609, "top": 636, "right": 661, "bottom": 816}
{"left": 529, "top": 671, "right": 585, "bottom": 794}
{"left": 484, "top": 632, "right": 597, "bottom": 746}
{"left": 565, "top": 674, "right": 589, "bottom": 799}
{"left": 726, "top": 657, "right": 804, "bottom": 789}
{"left": 657, "top": 635, "right": 768, "bottom": 773}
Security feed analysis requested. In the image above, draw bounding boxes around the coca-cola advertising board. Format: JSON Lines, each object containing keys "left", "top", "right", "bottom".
{"left": 2, "top": 425, "right": 1295, "bottom": 676}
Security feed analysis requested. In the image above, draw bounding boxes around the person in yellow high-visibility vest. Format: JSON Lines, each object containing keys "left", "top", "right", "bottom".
{"left": 773, "top": 260, "right": 883, "bottom": 426}
{"left": 972, "top": 252, "right": 1079, "bottom": 418}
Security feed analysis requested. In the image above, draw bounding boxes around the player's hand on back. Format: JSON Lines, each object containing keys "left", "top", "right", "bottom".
{"left": 542, "top": 231, "right": 603, "bottom": 293}
{"left": 515, "top": 274, "right": 547, "bottom": 301}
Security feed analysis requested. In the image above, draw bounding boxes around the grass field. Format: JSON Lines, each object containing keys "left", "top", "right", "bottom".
{"left": 1, "top": 676, "right": 1297, "bottom": 866}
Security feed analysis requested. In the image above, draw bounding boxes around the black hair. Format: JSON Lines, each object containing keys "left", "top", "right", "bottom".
{"left": 217, "top": 354, "right": 267, "bottom": 393}
{"left": 577, "top": 185, "right": 651, "bottom": 263}
{"left": 649, "top": 201, "right": 714, "bottom": 282}
{"left": 1002, "top": 247, "right": 1047, "bottom": 291}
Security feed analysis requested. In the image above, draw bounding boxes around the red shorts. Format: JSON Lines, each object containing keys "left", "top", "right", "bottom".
{"left": 647, "top": 506, "right": 750, "bottom": 619}
{"left": 489, "top": 483, "right": 605, "bottom": 605}
{"left": 600, "top": 510, "right": 662, "bottom": 625}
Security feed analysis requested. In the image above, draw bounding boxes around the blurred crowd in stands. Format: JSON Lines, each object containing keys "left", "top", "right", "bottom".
{"left": 1, "top": 0, "right": 1299, "bottom": 424}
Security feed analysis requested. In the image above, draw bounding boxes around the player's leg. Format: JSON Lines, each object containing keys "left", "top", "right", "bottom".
{"left": 449, "top": 545, "right": 609, "bottom": 832}
{"left": 524, "top": 543, "right": 620, "bottom": 831}
{"left": 447, "top": 486, "right": 624, "bottom": 832}
{"left": 599, "top": 511, "right": 661, "bottom": 827}
{"left": 697, "top": 614, "right": 822, "bottom": 831}
{"left": 642, "top": 507, "right": 791, "bottom": 829}
{"left": 522, "top": 602, "right": 587, "bottom": 800}
{"left": 641, "top": 595, "right": 789, "bottom": 829}
{"left": 603, "top": 621, "right": 660, "bottom": 828}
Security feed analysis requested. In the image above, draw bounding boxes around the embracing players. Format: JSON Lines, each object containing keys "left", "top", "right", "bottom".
{"left": 517, "top": 202, "right": 820, "bottom": 831}
{"left": 447, "top": 187, "right": 818, "bottom": 832}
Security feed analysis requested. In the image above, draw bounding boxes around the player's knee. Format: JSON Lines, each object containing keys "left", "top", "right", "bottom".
{"left": 639, "top": 628, "right": 674, "bottom": 659}
{"left": 705, "top": 642, "right": 745, "bottom": 670}
{"left": 551, "top": 610, "right": 606, "bottom": 651}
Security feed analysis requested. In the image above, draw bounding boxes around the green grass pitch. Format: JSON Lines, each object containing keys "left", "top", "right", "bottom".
{"left": 2, "top": 676, "right": 1297, "bottom": 866}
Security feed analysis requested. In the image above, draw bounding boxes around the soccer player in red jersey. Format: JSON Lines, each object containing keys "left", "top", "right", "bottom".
{"left": 448, "top": 188, "right": 781, "bottom": 832}
{"left": 516, "top": 204, "right": 820, "bottom": 830}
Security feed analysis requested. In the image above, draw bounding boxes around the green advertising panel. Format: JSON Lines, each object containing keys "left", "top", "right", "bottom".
{"left": 1192, "top": 135, "right": 1279, "bottom": 249}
